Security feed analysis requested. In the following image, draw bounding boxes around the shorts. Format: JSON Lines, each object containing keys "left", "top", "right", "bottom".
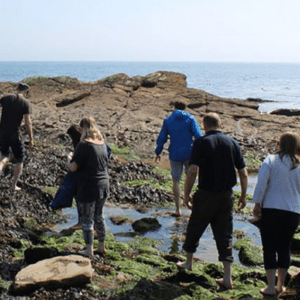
{"left": 170, "top": 160, "right": 189, "bottom": 181}
{"left": 0, "top": 132, "right": 25, "bottom": 163}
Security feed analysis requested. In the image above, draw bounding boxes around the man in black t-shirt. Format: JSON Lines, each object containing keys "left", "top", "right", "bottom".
{"left": 0, "top": 83, "right": 33, "bottom": 191}
{"left": 177, "top": 113, "right": 248, "bottom": 290}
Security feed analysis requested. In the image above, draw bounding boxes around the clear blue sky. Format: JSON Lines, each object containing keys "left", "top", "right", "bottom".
{"left": 1, "top": 0, "right": 299, "bottom": 62}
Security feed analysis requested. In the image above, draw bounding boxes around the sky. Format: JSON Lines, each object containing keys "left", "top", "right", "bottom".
{"left": 1, "top": 0, "right": 300, "bottom": 62}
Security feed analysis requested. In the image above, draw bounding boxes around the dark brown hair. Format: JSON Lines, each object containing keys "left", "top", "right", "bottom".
{"left": 203, "top": 113, "right": 221, "bottom": 128}
{"left": 174, "top": 100, "right": 187, "bottom": 110}
{"left": 277, "top": 132, "right": 300, "bottom": 170}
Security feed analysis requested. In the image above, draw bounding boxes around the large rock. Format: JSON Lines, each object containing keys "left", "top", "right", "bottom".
{"left": 132, "top": 217, "right": 161, "bottom": 232}
{"left": 270, "top": 108, "right": 300, "bottom": 116}
{"left": 13, "top": 255, "right": 93, "bottom": 294}
{"left": 238, "top": 244, "right": 263, "bottom": 266}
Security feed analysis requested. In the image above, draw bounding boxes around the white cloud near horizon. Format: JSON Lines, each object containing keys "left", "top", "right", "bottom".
{"left": 1, "top": 0, "right": 300, "bottom": 62}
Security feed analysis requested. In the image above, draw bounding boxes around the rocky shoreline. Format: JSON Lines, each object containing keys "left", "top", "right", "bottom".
{"left": 1, "top": 72, "right": 300, "bottom": 299}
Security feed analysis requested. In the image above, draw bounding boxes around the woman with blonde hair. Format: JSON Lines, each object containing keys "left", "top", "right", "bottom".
{"left": 69, "top": 116, "right": 110, "bottom": 258}
{"left": 253, "top": 132, "right": 300, "bottom": 297}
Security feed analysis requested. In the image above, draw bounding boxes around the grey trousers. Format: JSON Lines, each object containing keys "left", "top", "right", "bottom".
{"left": 77, "top": 196, "right": 107, "bottom": 245}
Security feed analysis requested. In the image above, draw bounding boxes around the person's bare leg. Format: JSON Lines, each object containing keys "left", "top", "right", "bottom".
{"left": 276, "top": 268, "right": 288, "bottom": 293}
{"left": 216, "top": 261, "right": 233, "bottom": 289}
{"left": 96, "top": 241, "right": 106, "bottom": 255}
{"left": 176, "top": 251, "right": 193, "bottom": 270}
{"left": 260, "top": 269, "right": 276, "bottom": 296}
{"left": 12, "top": 162, "right": 23, "bottom": 191}
{"left": 0, "top": 156, "right": 9, "bottom": 175}
{"left": 172, "top": 179, "right": 181, "bottom": 216}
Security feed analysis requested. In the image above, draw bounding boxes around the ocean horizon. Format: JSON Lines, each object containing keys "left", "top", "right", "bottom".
{"left": 1, "top": 61, "right": 300, "bottom": 112}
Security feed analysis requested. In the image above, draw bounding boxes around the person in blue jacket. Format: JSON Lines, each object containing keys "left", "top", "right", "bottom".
{"left": 155, "top": 100, "right": 202, "bottom": 216}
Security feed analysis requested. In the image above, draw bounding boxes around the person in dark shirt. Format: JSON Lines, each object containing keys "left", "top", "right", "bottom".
{"left": 69, "top": 116, "right": 110, "bottom": 259}
{"left": 177, "top": 113, "right": 248, "bottom": 290}
{"left": 0, "top": 83, "right": 33, "bottom": 190}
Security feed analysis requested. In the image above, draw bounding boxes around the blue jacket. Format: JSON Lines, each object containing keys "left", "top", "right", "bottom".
{"left": 155, "top": 110, "right": 202, "bottom": 162}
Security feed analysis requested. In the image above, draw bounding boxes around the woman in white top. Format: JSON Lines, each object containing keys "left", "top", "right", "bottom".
{"left": 253, "top": 132, "right": 300, "bottom": 297}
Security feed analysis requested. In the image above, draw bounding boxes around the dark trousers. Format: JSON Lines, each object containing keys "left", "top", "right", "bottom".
{"left": 183, "top": 189, "right": 234, "bottom": 262}
{"left": 261, "top": 208, "right": 300, "bottom": 270}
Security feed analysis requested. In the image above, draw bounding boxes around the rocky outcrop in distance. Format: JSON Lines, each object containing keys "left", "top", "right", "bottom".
{"left": 1, "top": 70, "right": 299, "bottom": 161}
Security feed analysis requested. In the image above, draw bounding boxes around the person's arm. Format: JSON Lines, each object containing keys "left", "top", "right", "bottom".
{"left": 24, "top": 114, "right": 33, "bottom": 149}
{"left": 252, "top": 155, "right": 272, "bottom": 215}
{"left": 190, "top": 117, "right": 202, "bottom": 139}
{"left": 184, "top": 164, "right": 198, "bottom": 209}
{"left": 237, "top": 168, "right": 248, "bottom": 210}
{"left": 155, "top": 119, "right": 169, "bottom": 161}
{"left": 69, "top": 161, "right": 78, "bottom": 172}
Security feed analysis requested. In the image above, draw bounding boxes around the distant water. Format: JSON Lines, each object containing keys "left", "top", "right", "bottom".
{"left": 1, "top": 61, "right": 300, "bottom": 112}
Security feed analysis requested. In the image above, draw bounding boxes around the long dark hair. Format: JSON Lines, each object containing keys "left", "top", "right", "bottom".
{"left": 277, "top": 132, "right": 300, "bottom": 170}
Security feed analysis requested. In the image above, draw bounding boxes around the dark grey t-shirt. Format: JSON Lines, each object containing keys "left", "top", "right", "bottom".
{"left": 73, "top": 141, "right": 109, "bottom": 203}
{"left": 0, "top": 94, "right": 31, "bottom": 135}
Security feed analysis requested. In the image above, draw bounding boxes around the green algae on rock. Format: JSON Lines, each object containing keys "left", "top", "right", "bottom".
{"left": 132, "top": 217, "right": 162, "bottom": 233}
{"left": 238, "top": 243, "right": 263, "bottom": 266}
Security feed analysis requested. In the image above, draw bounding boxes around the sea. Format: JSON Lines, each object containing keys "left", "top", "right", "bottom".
{"left": 1, "top": 61, "right": 300, "bottom": 112}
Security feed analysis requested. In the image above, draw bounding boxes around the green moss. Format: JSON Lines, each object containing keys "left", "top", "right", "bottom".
{"left": 134, "top": 254, "right": 167, "bottom": 268}
{"left": 106, "top": 241, "right": 130, "bottom": 253}
{"left": 43, "top": 186, "right": 58, "bottom": 195}
{"left": 39, "top": 230, "right": 86, "bottom": 252}
{"left": 112, "top": 260, "right": 157, "bottom": 278}
{"left": 23, "top": 76, "right": 47, "bottom": 85}
{"left": 200, "top": 262, "right": 223, "bottom": 277}
{"left": 24, "top": 218, "right": 39, "bottom": 230}
{"left": 244, "top": 151, "right": 261, "bottom": 173}
{"left": 233, "top": 238, "right": 252, "bottom": 250}
{"left": 123, "top": 171, "right": 196, "bottom": 195}
{"left": 110, "top": 144, "right": 131, "bottom": 154}
{"left": 130, "top": 236, "right": 160, "bottom": 250}
{"left": 191, "top": 285, "right": 215, "bottom": 299}
{"left": 152, "top": 166, "right": 171, "bottom": 178}
{"left": 12, "top": 239, "right": 31, "bottom": 258}
{"left": 239, "top": 244, "right": 263, "bottom": 266}
{"left": 105, "top": 249, "right": 124, "bottom": 261}
{"left": 291, "top": 256, "right": 300, "bottom": 267}
{"left": 0, "top": 280, "right": 11, "bottom": 293}
{"left": 134, "top": 245, "right": 159, "bottom": 255}
{"left": 110, "top": 144, "right": 139, "bottom": 160}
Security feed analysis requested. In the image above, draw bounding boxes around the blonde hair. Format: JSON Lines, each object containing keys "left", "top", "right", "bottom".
{"left": 277, "top": 132, "right": 300, "bottom": 170}
{"left": 80, "top": 116, "right": 104, "bottom": 142}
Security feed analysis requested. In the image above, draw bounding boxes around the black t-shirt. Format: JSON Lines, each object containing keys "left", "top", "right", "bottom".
{"left": 190, "top": 130, "right": 245, "bottom": 192}
{"left": 73, "top": 141, "right": 109, "bottom": 203}
{"left": 0, "top": 94, "right": 31, "bottom": 135}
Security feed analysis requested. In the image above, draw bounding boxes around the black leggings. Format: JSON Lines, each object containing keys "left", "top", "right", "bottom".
{"left": 260, "top": 208, "right": 299, "bottom": 270}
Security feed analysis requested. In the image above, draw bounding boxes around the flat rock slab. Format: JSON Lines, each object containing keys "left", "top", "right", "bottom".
{"left": 13, "top": 255, "right": 93, "bottom": 294}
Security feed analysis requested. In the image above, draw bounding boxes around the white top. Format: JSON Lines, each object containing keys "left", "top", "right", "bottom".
{"left": 252, "top": 154, "right": 300, "bottom": 214}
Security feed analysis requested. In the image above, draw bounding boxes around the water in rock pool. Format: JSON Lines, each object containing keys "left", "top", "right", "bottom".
{"left": 55, "top": 202, "right": 260, "bottom": 265}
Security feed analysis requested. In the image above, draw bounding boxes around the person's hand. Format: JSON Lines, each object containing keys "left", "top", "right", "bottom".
{"left": 67, "top": 152, "right": 74, "bottom": 162}
{"left": 184, "top": 194, "right": 193, "bottom": 210}
{"left": 155, "top": 155, "right": 161, "bottom": 164}
{"left": 253, "top": 203, "right": 262, "bottom": 218}
{"left": 237, "top": 195, "right": 247, "bottom": 211}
